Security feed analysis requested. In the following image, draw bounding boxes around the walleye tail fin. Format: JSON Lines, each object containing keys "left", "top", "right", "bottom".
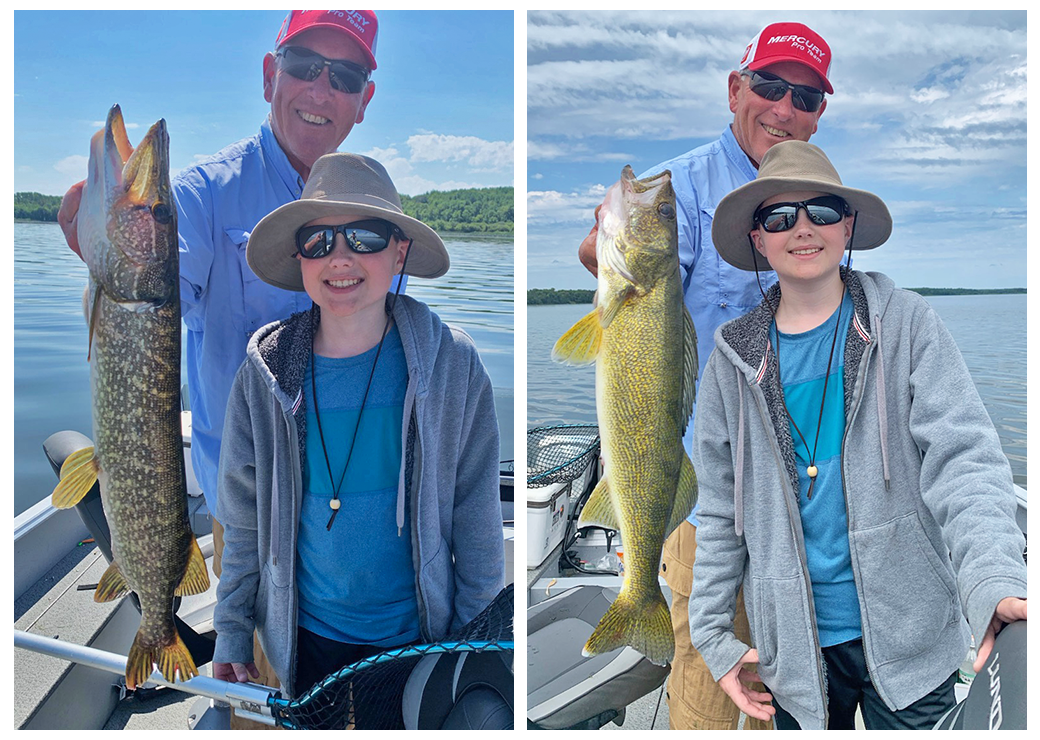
{"left": 666, "top": 451, "right": 699, "bottom": 535}
{"left": 551, "top": 310, "right": 602, "bottom": 366}
{"left": 583, "top": 587, "right": 674, "bottom": 666}
{"left": 577, "top": 475, "right": 620, "bottom": 530}
{"left": 95, "top": 560, "right": 131, "bottom": 602}
{"left": 175, "top": 535, "right": 211, "bottom": 596}
{"left": 51, "top": 446, "right": 99, "bottom": 508}
{"left": 125, "top": 629, "right": 199, "bottom": 689}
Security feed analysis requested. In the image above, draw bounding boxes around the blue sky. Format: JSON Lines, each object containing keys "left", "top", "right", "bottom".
{"left": 527, "top": 10, "right": 1027, "bottom": 290}
{"left": 13, "top": 10, "right": 514, "bottom": 198}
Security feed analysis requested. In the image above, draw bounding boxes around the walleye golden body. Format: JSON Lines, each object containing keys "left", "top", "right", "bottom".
{"left": 52, "top": 105, "right": 208, "bottom": 688}
{"left": 553, "top": 166, "right": 697, "bottom": 665}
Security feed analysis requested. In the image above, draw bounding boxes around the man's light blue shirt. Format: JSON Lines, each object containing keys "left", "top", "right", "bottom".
{"left": 640, "top": 126, "right": 777, "bottom": 525}
{"left": 174, "top": 117, "right": 403, "bottom": 516}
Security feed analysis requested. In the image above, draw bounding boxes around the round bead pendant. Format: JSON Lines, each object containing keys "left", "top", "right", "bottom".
{"left": 806, "top": 465, "right": 819, "bottom": 479}
{"left": 329, "top": 498, "right": 341, "bottom": 510}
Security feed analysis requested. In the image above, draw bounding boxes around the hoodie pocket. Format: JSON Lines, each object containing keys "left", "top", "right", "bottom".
{"left": 850, "top": 512, "right": 958, "bottom": 666}
{"left": 747, "top": 573, "right": 813, "bottom": 683}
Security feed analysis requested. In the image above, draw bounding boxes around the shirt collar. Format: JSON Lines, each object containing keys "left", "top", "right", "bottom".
{"left": 260, "top": 115, "right": 305, "bottom": 199}
{"left": 721, "top": 125, "right": 759, "bottom": 183}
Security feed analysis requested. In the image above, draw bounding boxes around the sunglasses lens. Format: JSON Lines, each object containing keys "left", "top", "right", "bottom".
{"left": 279, "top": 48, "right": 368, "bottom": 93}
{"left": 748, "top": 72, "right": 824, "bottom": 112}
{"left": 791, "top": 88, "right": 824, "bottom": 113}
{"left": 345, "top": 228, "right": 389, "bottom": 253}
{"left": 759, "top": 206, "right": 797, "bottom": 232}
{"left": 296, "top": 220, "right": 396, "bottom": 258}
{"left": 297, "top": 226, "right": 333, "bottom": 258}
{"left": 756, "top": 197, "right": 847, "bottom": 232}
{"left": 328, "top": 64, "right": 368, "bottom": 94}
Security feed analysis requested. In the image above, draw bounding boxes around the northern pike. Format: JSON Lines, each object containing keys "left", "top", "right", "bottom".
{"left": 51, "top": 105, "right": 209, "bottom": 688}
{"left": 552, "top": 166, "right": 697, "bottom": 665}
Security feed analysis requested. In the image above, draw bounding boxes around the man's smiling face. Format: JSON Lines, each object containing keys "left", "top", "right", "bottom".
{"left": 728, "top": 61, "right": 827, "bottom": 168}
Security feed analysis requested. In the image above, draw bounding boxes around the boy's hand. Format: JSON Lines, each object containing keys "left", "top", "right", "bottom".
{"left": 974, "top": 597, "right": 1027, "bottom": 672}
{"left": 58, "top": 180, "right": 86, "bottom": 260}
{"left": 718, "top": 648, "right": 775, "bottom": 721}
{"left": 214, "top": 660, "right": 260, "bottom": 683}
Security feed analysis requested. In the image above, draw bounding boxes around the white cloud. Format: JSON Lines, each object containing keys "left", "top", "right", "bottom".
{"left": 406, "top": 133, "right": 513, "bottom": 171}
{"left": 54, "top": 155, "right": 88, "bottom": 179}
{"left": 528, "top": 184, "right": 607, "bottom": 226}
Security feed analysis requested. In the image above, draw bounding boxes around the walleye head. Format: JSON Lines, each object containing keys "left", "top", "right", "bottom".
{"left": 80, "top": 105, "right": 178, "bottom": 306}
{"left": 597, "top": 166, "right": 678, "bottom": 288}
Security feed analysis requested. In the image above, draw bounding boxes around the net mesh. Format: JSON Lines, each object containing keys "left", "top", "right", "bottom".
{"left": 527, "top": 424, "right": 600, "bottom": 487}
{"left": 272, "top": 584, "right": 514, "bottom": 730}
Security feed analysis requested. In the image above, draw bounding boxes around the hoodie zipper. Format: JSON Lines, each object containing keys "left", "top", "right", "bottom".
{"left": 750, "top": 383, "right": 829, "bottom": 726}
{"left": 286, "top": 408, "right": 303, "bottom": 697}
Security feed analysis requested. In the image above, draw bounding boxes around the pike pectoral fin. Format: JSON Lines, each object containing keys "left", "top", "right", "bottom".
{"left": 175, "top": 535, "right": 211, "bottom": 596}
{"left": 577, "top": 476, "right": 621, "bottom": 531}
{"left": 95, "top": 560, "right": 131, "bottom": 602}
{"left": 680, "top": 306, "right": 698, "bottom": 433}
{"left": 666, "top": 451, "right": 699, "bottom": 536}
{"left": 86, "top": 285, "right": 103, "bottom": 361}
{"left": 551, "top": 310, "right": 602, "bottom": 366}
{"left": 51, "top": 446, "right": 100, "bottom": 508}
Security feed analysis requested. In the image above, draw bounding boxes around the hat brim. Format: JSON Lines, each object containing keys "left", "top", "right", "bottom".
{"left": 247, "top": 199, "right": 449, "bottom": 292}
{"left": 711, "top": 176, "right": 892, "bottom": 272}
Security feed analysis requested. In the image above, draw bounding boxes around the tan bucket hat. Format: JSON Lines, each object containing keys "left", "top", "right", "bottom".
{"left": 712, "top": 140, "right": 892, "bottom": 271}
{"left": 247, "top": 153, "right": 449, "bottom": 291}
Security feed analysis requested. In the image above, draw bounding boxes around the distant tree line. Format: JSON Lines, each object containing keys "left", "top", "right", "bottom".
{"left": 14, "top": 192, "right": 62, "bottom": 222}
{"left": 528, "top": 288, "right": 595, "bottom": 305}
{"left": 400, "top": 186, "right": 513, "bottom": 234}
{"left": 16, "top": 186, "right": 516, "bottom": 234}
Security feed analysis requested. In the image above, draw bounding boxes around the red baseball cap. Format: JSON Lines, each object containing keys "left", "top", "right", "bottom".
{"left": 275, "top": 10, "right": 378, "bottom": 70}
{"left": 739, "top": 22, "right": 832, "bottom": 94}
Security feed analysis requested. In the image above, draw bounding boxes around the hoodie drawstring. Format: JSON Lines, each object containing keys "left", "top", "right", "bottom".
{"left": 873, "top": 315, "right": 891, "bottom": 490}
{"left": 735, "top": 365, "right": 746, "bottom": 537}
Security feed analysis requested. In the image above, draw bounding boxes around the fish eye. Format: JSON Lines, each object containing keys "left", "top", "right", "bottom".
{"left": 151, "top": 203, "right": 173, "bottom": 224}
{"left": 658, "top": 202, "right": 676, "bottom": 219}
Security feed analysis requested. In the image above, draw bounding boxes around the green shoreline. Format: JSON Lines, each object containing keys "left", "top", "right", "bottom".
{"left": 528, "top": 287, "right": 1026, "bottom": 304}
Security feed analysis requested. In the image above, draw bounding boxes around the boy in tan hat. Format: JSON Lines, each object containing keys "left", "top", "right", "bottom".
{"left": 689, "top": 140, "right": 1026, "bottom": 729}
{"left": 210, "top": 153, "right": 505, "bottom": 726}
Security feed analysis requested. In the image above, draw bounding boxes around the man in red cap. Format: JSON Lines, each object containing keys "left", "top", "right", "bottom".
{"left": 55, "top": 11, "right": 388, "bottom": 728}
{"left": 576, "top": 21, "right": 832, "bottom": 730}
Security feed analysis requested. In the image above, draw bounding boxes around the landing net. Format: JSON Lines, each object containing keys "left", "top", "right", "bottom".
{"left": 270, "top": 584, "right": 514, "bottom": 730}
{"left": 527, "top": 424, "right": 600, "bottom": 487}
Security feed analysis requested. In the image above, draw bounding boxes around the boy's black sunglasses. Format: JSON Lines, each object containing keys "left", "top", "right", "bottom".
{"left": 296, "top": 219, "right": 407, "bottom": 259}
{"left": 754, "top": 195, "right": 850, "bottom": 233}
{"left": 276, "top": 46, "right": 370, "bottom": 95}
{"left": 744, "top": 70, "right": 825, "bottom": 113}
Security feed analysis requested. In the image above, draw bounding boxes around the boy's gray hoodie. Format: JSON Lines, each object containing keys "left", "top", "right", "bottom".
{"left": 689, "top": 270, "right": 1026, "bottom": 729}
{"left": 212, "top": 294, "right": 505, "bottom": 696}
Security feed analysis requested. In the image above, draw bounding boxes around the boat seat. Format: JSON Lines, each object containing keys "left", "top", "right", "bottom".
{"left": 42, "top": 429, "right": 215, "bottom": 669}
{"left": 527, "top": 585, "right": 669, "bottom": 729}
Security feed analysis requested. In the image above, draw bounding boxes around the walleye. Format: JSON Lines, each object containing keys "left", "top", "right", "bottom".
{"left": 51, "top": 105, "right": 209, "bottom": 688}
{"left": 552, "top": 166, "right": 697, "bottom": 665}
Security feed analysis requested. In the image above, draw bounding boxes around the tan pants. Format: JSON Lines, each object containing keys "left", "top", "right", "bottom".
{"left": 213, "top": 519, "right": 283, "bottom": 730}
{"left": 661, "top": 520, "right": 772, "bottom": 730}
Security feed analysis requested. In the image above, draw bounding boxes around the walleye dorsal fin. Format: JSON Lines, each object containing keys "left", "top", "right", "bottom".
{"left": 551, "top": 309, "right": 602, "bottom": 366}
{"left": 175, "top": 535, "right": 212, "bottom": 596}
{"left": 680, "top": 305, "right": 698, "bottom": 433}
{"left": 666, "top": 451, "right": 699, "bottom": 536}
{"left": 94, "top": 560, "right": 130, "bottom": 602}
{"left": 577, "top": 476, "right": 621, "bottom": 531}
{"left": 51, "top": 446, "right": 99, "bottom": 508}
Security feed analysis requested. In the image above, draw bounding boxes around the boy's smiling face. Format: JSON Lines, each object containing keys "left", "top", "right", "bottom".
{"left": 750, "top": 190, "right": 852, "bottom": 284}
{"left": 296, "top": 214, "right": 408, "bottom": 321}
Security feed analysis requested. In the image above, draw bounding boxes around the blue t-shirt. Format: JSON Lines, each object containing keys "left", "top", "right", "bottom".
{"left": 296, "top": 325, "right": 420, "bottom": 647}
{"left": 773, "top": 293, "right": 862, "bottom": 647}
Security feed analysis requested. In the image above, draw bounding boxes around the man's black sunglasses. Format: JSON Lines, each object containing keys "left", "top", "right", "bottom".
{"left": 744, "top": 70, "right": 825, "bottom": 113}
{"left": 754, "top": 195, "right": 850, "bottom": 233}
{"left": 296, "top": 219, "right": 407, "bottom": 259}
{"left": 276, "top": 46, "right": 370, "bottom": 94}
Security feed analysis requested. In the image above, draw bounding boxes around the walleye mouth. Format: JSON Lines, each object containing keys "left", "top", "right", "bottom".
{"left": 299, "top": 110, "right": 331, "bottom": 125}
{"left": 327, "top": 277, "right": 362, "bottom": 288}
{"left": 762, "top": 124, "right": 791, "bottom": 138}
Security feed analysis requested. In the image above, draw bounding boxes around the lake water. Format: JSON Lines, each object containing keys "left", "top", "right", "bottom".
{"left": 528, "top": 294, "right": 1026, "bottom": 489}
{"left": 13, "top": 222, "right": 513, "bottom": 516}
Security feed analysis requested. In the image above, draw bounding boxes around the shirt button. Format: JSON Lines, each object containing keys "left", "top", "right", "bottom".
{"left": 720, "top": 302, "right": 728, "bottom": 308}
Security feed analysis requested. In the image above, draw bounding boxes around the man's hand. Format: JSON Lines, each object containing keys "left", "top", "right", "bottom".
{"left": 58, "top": 180, "right": 86, "bottom": 259}
{"left": 718, "top": 648, "right": 775, "bottom": 721}
{"left": 214, "top": 660, "right": 260, "bottom": 683}
{"left": 974, "top": 597, "right": 1027, "bottom": 672}
{"left": 577, "top": 205, "right": 601, "bottom": 277}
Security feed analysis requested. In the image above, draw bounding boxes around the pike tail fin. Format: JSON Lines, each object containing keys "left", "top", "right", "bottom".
{"left": 125, "top": 628, "right": 199, "bottom": 689}
{"left": 582, "top": 586, "right": 674, "bottom": 666}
